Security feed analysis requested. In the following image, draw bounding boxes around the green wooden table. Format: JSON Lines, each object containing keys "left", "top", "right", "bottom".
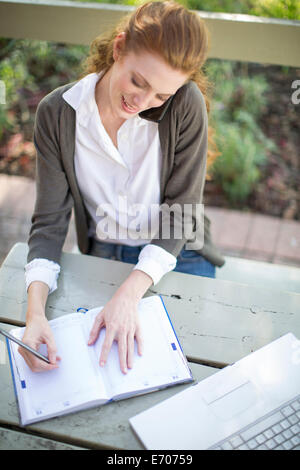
{"left": 1, "top": 243, "right": 299, "bottom": 450}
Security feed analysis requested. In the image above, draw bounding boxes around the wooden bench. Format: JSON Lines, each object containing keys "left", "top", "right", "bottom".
{"left": 1, "top": 243, "right": 299, "bottom": 449}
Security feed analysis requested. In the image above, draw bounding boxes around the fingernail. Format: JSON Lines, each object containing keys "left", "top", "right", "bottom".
{"left": 100, "top": 360, "right": 105, "bottom": 367}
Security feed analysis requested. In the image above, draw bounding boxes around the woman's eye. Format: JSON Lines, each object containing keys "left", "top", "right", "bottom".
{"left": 131, "top": 77, "right": 140, "bottom": 87}
{"left": 131, "top": 77, "right": 167, "bottom": 102}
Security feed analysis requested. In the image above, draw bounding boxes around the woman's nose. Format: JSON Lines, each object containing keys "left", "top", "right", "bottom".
{"left": 133, "top": 90, "right": 154, "bottom": 110}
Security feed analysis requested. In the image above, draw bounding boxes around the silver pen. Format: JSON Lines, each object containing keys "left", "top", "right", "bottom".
{"left": 0, "top": 328, "right": 50, "bottom": 364}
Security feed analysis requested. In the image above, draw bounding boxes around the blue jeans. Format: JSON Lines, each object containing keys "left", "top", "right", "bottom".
{"left": 88, "top": 239, "right": 216, "bottom": 279}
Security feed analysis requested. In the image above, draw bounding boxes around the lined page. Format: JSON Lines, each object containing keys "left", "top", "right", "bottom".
{"left": 9, "top": 296, "right": 191, "bottom": 424}
{"left": 10, "top": 313, "right": 106, "bottom": 422}
{"left": 83, "top": 296, "right": 192, "bottom": 398}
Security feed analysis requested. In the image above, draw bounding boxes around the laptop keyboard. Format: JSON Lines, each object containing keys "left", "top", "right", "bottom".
{"left": 211, "top": 394, "right": 300, "bottom": 450}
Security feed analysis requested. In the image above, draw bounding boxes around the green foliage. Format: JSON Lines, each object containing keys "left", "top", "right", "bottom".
{"left": 250, "top": 0, "right": 300, "bottom": 20}
{"left": 71, "top": 0, "right": 145, "bottom": 5}
{"left": 33, "top": 0, "right": 300, "bottom": 19}
{"left": 0, "top": 42, "right": 29, "bottom": 139}
{"left": 211, "top": 119, "right": 276, "bottom": 203}
{"left": 1, "top": 0, "right": 288, "bottom": 203}
{"left": 177, "top": 0, "right": 300, "bottom": 19}
{"left": 206, "top": 59, "right": 277, "bottom": 203}
{"left": 186, "top": 0, "right": 252, "bottom": 14}
{"left": 0, "top": 39, "right": 88, "bottom": 139}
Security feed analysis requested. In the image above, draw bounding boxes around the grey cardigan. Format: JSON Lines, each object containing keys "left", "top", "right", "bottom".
{"left": 28, "top": 78, "right": 225, "bottom": 268}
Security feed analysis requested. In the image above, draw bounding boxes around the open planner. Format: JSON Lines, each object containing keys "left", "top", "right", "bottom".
{"left": 6, "top": 295, "right": 193, "bottom": 426}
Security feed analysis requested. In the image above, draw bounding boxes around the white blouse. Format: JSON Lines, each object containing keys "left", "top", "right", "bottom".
{"left": 25, "top": 72, "right": 177, "bottom": 293}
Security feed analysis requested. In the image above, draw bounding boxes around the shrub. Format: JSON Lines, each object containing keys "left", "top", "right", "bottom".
{"left": 250, "top": 0, "right": 300, "bottom": 20}
{"left": 0, "top": 39, "right": 88, "bottom": 140}
{"left": 206, "top": 59, "right": 277, "bottom": 203}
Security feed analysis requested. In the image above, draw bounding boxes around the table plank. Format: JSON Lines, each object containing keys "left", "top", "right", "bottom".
{"left": 0, "top": 322, "right": 217, "bottom": 450}
{"left": 1, "top": 243, "right": 300, "bottom": 367}
{"left": 0, "top": 427, "right": 87, "bottom": 450}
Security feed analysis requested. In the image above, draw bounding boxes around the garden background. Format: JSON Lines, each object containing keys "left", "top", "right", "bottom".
{"left": 0, "top": 0, "right": 299, "bottom": 221}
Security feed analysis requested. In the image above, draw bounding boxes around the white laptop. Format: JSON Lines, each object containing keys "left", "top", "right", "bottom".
{"left": 130, "top": 333, "right": 300, "bottom": 450}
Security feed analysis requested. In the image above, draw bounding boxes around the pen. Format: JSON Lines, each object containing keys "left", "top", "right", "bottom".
{"left": 0, "top": 328, "right": 51, "bottom": 364}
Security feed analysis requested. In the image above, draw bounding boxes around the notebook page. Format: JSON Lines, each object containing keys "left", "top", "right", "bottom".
{"left": 10, "top": 312, "right": 107, "bottom": 423}
{"left": 78, "top": 306, "right": 115, "bottom": 395}
{"left": 85, "top": 296, "right": 191, "bottom": 399}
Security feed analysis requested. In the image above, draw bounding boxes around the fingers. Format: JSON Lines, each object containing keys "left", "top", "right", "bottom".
{"left": 88, "top": 305, "right": 143, "bottom": 374}
{"left": 99, "top": 327, "right": 140, "bottom": 374}
{"left": 99, "top": 329, "right": 115, "bottom": 368}
{"left": 18, "top": 343, "right": 59, "bottom": 373}
{"left": 135, "top": 326, "right": 143, "bottom": 357}
{"left": 127, "top": 332, "right": 135, "bottom": 370}
{"left": 88, "top": 311, "right": 104, "bottom": 346}
{"left": 118, "top": 332, "right": 129, "bottom": 374}
{"left": 19, "top": 315, "right": 60, "bottom": 373}
{"left": 116, "top": 327, "right": 144, "bottom": 374}
{"left": 47, "top": 336, "right": 59, "bottom": 365}
{"left": 127, "top": 327, "right": 143, "bottom": 371}
{"left": 18, "top": 327, "right": 60, "bottom": 372}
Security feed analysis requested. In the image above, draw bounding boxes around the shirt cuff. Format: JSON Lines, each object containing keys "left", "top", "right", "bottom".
{"left": 133, "top": 244, "right": 177, "bottom": 285}
{"left": 24, "top": 258, "right": 61, "bottom": 295}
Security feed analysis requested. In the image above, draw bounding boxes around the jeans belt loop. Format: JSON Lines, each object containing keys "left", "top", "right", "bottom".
{"left": 115, "top": 244, "right": 123, "bottom": 261}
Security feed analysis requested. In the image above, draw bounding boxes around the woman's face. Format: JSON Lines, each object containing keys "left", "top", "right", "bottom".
{"left": 101, "top": 32, "right": 189, "bottom": 120}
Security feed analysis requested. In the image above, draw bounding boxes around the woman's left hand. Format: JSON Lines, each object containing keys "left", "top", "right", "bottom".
{"left": 88, "top": 292, "right": 143, "bottom": 374}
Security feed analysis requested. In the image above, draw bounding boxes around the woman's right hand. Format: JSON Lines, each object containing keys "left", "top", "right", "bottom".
{"left": 19, "top": 313, "right": 60, "bottom": 372}
{"left": 21, "top": 281, "right": 60, "bottom": 372}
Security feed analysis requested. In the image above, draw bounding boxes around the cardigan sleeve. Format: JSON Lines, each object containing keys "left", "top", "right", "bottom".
{"left": 150, "top": 82, "right": 208, "bottom": 257}
{"left": 27, "top": 94, "right": 74, "bottom": 264}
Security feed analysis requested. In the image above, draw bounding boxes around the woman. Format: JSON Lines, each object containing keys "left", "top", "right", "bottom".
{"left": 21, "top": 1, "right": 224, "bottom": 374}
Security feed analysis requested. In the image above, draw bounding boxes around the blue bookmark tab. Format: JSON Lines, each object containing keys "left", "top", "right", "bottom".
{"left": 171, "top": 342, "right": 177, "bottom": 351}
{"left": 21, "top": 380, "right": 26, "bottom": 389}
{"left": 77, "top": 307, "right": 88, "bottom": 314}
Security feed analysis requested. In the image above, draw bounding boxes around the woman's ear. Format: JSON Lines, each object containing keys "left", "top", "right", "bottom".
{"left": 113, "top": 32, "right": 126, "bottom": 62}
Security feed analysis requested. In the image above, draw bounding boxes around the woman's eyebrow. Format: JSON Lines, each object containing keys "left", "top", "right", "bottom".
{"left": 135, "top": 72, "right": 173, "bottom": 97}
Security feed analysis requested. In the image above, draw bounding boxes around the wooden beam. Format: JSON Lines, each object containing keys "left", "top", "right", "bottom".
{"left": 0, "top": 0, "right": 300, "bottom": 66}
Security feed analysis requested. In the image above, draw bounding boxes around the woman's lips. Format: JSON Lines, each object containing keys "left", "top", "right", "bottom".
{"left": 121, "top": 95, "right": 139, "bottom": 113}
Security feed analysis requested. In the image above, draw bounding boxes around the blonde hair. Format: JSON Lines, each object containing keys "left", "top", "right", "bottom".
{"left": 80, "top": 0, "right": 220, "bottom": 173}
